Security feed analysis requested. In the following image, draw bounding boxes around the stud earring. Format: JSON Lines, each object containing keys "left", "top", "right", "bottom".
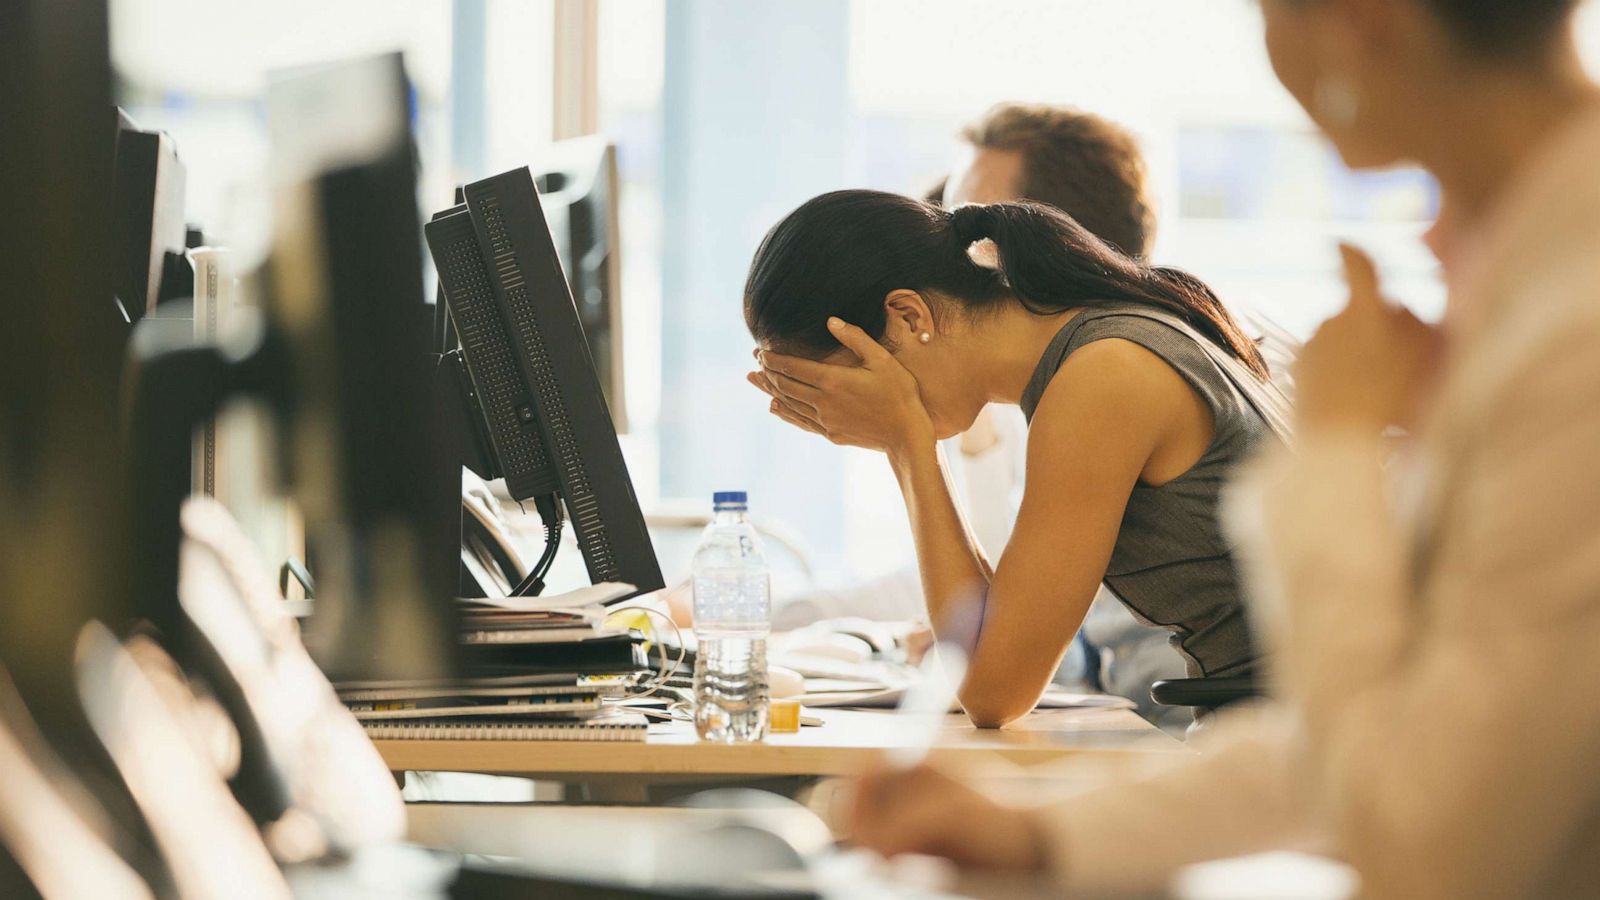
{"left": 919, "top": 331, "right": 932, "bottom": 344}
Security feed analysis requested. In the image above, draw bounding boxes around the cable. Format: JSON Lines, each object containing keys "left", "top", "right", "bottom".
{"left": 509, "top": 493, "right": 564, "bottom": 597}
{"left": 597, "top": 604, "right": 687, "bottom": 705}
{"left": 508, "top": 521, "right": 558, "bottom": 596}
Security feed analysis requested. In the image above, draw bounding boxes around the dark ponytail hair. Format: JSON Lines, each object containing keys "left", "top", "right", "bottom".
{"left": 745, "top": 189, "right": 1269, "bottom": 380}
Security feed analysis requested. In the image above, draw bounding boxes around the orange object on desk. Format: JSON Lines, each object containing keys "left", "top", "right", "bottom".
{"left": 770, "top": 701, "right": 801, "bottom": 733}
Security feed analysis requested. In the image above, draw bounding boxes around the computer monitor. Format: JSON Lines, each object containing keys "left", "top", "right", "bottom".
{"left": 113, "top": 108, "right": 187, "bottom": 323}
{"left": 2, "top": 0, "right": 131, "bottom": 714}
{"left": 425, "top": 166, "right": 663, "bottom": 599}
{"left": 1, "top": 0, "right": 166, "bottom": 885}
{"left": 535, "top": 137, "right": 627, "bottom": 432}
{"left": 258, "top": 51, "right": 458, "bottom": 682}
{"left": 114, "top": 49, "right": 456, "bottom": 837}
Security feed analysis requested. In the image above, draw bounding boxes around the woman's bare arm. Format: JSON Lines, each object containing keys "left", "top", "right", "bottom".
{"left": 757, "top": 320, "right": 1203, "bottom": 727}
{"left": 911, "top": 339, "right": 1185, "bottom": 725}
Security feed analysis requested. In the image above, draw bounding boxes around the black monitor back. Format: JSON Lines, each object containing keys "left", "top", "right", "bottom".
{"left": 264, "top": 52, "right": 458, "bottom": 681}
{"left": 425, "top": 167, "right": 662, "bottom": 596}
{"left": 535, "top": 138, "right": 625, "bottom": 432}
{"left": 113, "top": 112, "right": 187, "bottom": 322}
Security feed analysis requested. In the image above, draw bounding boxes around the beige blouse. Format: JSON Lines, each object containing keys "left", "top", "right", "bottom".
{"left": 1031, "top": 106, "right": 1600, "bottom": 898}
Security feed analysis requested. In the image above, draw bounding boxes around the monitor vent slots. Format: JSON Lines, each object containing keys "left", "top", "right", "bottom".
{"left": 426, "top": 212, "right": 558, "bottom": 499}
{"left": 478, "top": 196, "right": 620, "bottom": 581}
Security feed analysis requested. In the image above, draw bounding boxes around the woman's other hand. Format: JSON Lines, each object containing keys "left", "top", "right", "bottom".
{"left": 850, "top": 762, "right": 1052, "bottom": 872}
{"left": 1295, "top": 244, "right": 1444, "bottom": 435}
{"left": 659, "top": 579, "right": 693, "bottom": 629}
{"left": 750, "top": 317, "right": 936, "bottom": 459}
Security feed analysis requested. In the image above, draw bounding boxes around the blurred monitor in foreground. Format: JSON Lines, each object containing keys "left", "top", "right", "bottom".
{"left": 112, "top": 109, "right": 187, "bottom": 324}
{"left": 265, "top": 52, "right": 458, "bottom": 681}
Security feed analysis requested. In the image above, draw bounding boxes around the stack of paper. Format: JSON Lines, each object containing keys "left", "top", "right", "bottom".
{"left": 338, "top": 583, "right": 651, "bottom": 741}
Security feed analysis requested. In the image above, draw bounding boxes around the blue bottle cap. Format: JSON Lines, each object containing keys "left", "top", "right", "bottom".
{"left": 713, "top": 491, "right": 748, "bottom": 506}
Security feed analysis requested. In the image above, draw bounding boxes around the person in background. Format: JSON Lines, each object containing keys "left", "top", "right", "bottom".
{"left": 851, "top": 0, "right": 1600, "bottom": 895}
{"left": 948, "top": 103, "right": 1153, "bottom": 260}
{"left": 777, "top": 105, "right": 1195, "bottom": 730}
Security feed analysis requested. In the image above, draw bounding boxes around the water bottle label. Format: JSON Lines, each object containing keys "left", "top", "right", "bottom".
{"left": 691, "top": 570, "right": 771, "bottom": 632}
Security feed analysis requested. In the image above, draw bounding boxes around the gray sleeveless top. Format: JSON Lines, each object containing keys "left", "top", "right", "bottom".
{"left": 1019, "top": 305, "right": 1286, "bottom": 678}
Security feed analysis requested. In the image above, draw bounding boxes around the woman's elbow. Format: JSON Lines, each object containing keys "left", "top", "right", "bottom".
{"left": 959, "top": 692, "right": 1035, "bottom": 729}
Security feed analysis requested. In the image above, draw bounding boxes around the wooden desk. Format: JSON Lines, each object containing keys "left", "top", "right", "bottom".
{"left": 375, "top": 705, "right": 1179, "bottom": 785}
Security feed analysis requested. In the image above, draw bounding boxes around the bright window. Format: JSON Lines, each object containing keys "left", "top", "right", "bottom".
{"left": 110, "top": 0, "right": 1600, "bottom": 592}
{"left": 110, "top": 0, "right": 555, "bottom": 260}
{"left": 597, "top": 0, "right": 1600, "bottom": 592}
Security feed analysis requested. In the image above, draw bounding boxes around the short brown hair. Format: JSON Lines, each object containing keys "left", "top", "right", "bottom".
{"left": 961, "top": 103, "right": 1155, "bottom": 259}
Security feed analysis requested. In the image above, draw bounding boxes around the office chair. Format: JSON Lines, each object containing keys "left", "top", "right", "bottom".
{"left": 1150, "top": 674, "right": 1262, "bottom": 711}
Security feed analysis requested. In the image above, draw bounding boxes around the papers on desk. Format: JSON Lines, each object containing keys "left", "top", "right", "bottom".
{"left": 798, "top": 680, "right": 1135, "bottom": 711}
{"left": 286, "top": 582, "right": 637, "bottom": 619}
{"left": 772, "top": 647, "right": 1135, "bottom": 711}
{"left": 337, "top": 584, "right": 650, "bottom": 741}
{"left": 461, "top": 581, "right": 636, "bottom": 613}
{"left": 1030, "top": 686, "right": 1137, "bottom": 710}
{"left": 456, "top": 583, "right": 638, "bottom": 645}
{"left": 765, "top": 619, "right": 1138, "bottom": 712}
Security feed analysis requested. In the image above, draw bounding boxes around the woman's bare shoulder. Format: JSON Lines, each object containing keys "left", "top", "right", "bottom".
{"left": 1032, "top": 338, "right": 1196, "bottom": 425}
{"left": 1026, "top": 338, "right": 1212, "bottom": 484}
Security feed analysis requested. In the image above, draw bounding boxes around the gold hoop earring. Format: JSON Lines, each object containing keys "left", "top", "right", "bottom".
{"left": 919, "top": 332, "right": 932, "bottom": 344}
{"left": 1314, "top": 75, "right": 1360, "bottom": 130}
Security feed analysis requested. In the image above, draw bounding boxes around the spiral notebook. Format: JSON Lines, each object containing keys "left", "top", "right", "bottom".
{"left": 347, "top": 694, "right": 601, "bottom": 721}
{"left": 337, "top": 682, "right": 606, "bottom": 703}
{"left": 362, "top": 713, "right": 649, "bottom": 742}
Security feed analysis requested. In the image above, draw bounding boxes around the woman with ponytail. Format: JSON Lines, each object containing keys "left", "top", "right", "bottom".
{"left": 746, "top": 189, "right": 1288, "bottom": 727}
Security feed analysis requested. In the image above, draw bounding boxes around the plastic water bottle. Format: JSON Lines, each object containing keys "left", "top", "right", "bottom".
{"left": 691, "top": 491, "right": 771, "bottom": 742}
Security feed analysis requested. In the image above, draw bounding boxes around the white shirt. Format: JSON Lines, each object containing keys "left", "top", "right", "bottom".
{"left": 771, "top": 409, "right": 1027, "bottom": 629}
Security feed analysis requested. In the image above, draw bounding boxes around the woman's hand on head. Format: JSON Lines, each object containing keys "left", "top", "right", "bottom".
{"left": 850, "top": 762, "right": 1052, "bottom": 873}
{"left": 750, "top": 317, "right": 936, "bottom": 460}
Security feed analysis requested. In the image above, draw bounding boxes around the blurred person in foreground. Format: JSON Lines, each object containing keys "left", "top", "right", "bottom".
{"left": 852, "top": 0, "right": 1600, "bottom": 896}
